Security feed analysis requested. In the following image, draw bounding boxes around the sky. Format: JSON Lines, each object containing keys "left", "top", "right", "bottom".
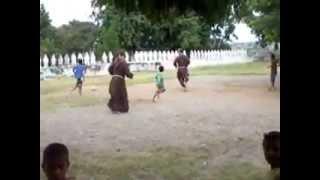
{"left": 40, "top": 0, "right": 257, "bottom": 43}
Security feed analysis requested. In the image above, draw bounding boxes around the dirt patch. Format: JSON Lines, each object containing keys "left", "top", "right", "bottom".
{"left": 40, "top": 75, "right": 279, "bottom": 174}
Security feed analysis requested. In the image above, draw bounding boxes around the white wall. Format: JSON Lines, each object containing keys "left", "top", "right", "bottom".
{"left": 40, "top": 49, "right": 252, "bottom": 77}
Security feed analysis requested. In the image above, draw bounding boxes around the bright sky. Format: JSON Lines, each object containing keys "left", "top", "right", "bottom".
{"left": 40, "top": 0, "right": 257, "bottom": 43}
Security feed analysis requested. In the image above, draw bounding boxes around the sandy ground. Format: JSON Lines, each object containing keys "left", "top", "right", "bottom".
{"left": 40, "top": 75, "right": 279, "bottom": 168}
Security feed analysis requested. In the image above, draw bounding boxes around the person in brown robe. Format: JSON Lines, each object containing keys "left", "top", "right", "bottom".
{"left": 107, "top": 50, "right": 134, "bottom": 113}
{"left": 173, "top": 49, "right": 190, "bottom": 91}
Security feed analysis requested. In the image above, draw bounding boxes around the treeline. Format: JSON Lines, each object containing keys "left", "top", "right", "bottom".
{"left": 40, "top": 0, "right": 279, "bottom": 59}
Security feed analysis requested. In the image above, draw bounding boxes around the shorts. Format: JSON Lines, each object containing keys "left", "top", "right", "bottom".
{"left": 76, "top": 78, "right": 83, "bottom": 86}
{"left": 156, "top": 85, "right": 166, "bottom": 93}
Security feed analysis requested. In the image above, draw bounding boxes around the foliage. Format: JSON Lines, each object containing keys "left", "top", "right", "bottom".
{"left": 55, "top": 20, "right": 98, "bottom": 54}
{"left": 239, "top": 0, "right": 280, "bottom": 47}
{"left": 93, "top": 4, "right": 234, "bottom": 57}
{"left": 92, "top": 0, "right": 241, "bottom": 24}
{"left": 40, "top": 4, "right": 98, "bottom": 56}
{"left": 40, "top": 4, "right": 57, "bottom": 56}
{"left": 40, "top": 4, "right": 54, "bottom": 41}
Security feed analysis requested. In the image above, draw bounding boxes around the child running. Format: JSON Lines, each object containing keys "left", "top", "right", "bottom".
{"left": 70, "top": 59, "right": 86, "bottom": 96}
{"left": 268, "top": 53, "right": 279, "bottom": 90}
{"left": 153, "top": 65, "right": 166, "bottom": 102}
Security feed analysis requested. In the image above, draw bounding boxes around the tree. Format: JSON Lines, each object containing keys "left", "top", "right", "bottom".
{"left": 40, "top": 4, "right": 57, "bottom": 56}
{"left": 92, "top": 0, "right": 241, "bottom": 24}
{"left": 40, "top": 4, "right": 53, "bottom": 41}
{"left": 239, "top": 0, "right": 280, "bottom": 48}
{"left": 41, "top": 4, "right": 99, "bottom": 56}
{"left": 92, "top": 1, "right": 239, "bottom": 53}
{"left": 54, "top": 21, "right": 98, "bottom": 54}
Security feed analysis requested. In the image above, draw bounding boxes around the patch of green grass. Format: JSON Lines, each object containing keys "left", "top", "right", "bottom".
{"left": 41, "top": 93, "right": 105, "bottom": 112}
{"left": 191, "top": 61, "right": 268, "bottom": 76}
{"left": 208, "top": 162, "right": 270, "bottom": 180}
{"left": 41, "top": 147, "right": 208, "bottom": 180}
{"left": 40, "top": 146, "right": 270, "bottom": 180}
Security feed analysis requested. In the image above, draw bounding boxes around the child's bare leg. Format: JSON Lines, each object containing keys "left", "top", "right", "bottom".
{"left": 153, "top": 91, "right": 160, "bottom": 102}
{"left": 79, "top": 85, "right": 82, "bottom": 96}
{"left": 270, "top": 75, "right": 276, "bottom": 90}
{"left": 157, "top": 89, "right": 165, "bottom": 100}
{"left": 152, "top": 92, "right": 158, "bottom": 102}
{"left": 71, "top": 85, "right": 77, "bottom": 92}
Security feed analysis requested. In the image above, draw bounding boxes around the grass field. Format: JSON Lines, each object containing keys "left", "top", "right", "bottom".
{"left": 41, "top": 146, "right": 274, "bottom": 180}
{"left": 40, "top": 61, "right": 269, "bottom": 112}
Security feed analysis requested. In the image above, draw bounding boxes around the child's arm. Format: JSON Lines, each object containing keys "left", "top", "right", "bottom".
{"left": 82, "top": 67, "right": 86, "bottom": 81}
{"left": 173, "top": 58, "right": 178, "bottom": 68}
{"left": 108, "top": 63, "right": 114, "bottom": 75}
{"left": 124, "top": 61, "right": 134, "bottom": 79}
{"left": 186, "top": 56, "right": 190, "bottom": 66}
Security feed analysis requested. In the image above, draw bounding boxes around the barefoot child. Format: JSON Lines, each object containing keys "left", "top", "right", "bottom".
{"left": 42, "top": 143, "right": 75, "bottom": 180}
{"left": 153, "top": 65, "right": 166, "bottom": 102}
{"left": 268, "top": 53, "right": 279, "bottom": 90}
{"left": 71, "top": 59, "right": 86, "bottom": 96}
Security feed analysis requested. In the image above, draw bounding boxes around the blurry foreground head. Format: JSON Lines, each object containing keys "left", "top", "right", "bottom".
{"left": 42, "top": 143, "right": 70, "bottom": 180}
{"left": 263, "top": 131, "right": 280, "bottom": 169}
{"left": 178, "top": 48, "right": 183, "bottom": 54}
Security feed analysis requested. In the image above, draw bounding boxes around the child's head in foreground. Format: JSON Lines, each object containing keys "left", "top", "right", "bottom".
{"left": 158, "top": 65, "right": 164, "bottom": 72}
{"left": 42, "top": 143, "right": 70, "bottom": 180}
{"left": 263, "top": 131, "right": 280, "bottom": 169}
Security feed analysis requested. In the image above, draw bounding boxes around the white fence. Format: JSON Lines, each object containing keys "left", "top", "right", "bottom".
{"left": 40, "top": 49, "right": 252, "bottom": 78}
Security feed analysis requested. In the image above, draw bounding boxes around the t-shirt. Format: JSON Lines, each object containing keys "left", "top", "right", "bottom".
{"left": 73, "top": 64, "right": 86, "bottom": 79}
{"left": 155, "top": 72, "right": 164, "bottom": 88}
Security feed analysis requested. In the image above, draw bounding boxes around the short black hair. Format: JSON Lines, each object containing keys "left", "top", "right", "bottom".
{"left": 159, "top": 65, "right": 164, "bottom": 72}
{"left": 42, "top": 143, "right": 69, "bottom": 167}
{"left": 270, "top": 53, "right": 276, "bottom": 60}
{"left": 264, "top": 131, "right": 280, "bottom": 140}
{"left": 78, "top": 59, "right": 83, "bottom": 64}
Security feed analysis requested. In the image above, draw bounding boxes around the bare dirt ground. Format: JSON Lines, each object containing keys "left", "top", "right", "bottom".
{"left": 40, "top": 75, "right": 279, "bottom": 170}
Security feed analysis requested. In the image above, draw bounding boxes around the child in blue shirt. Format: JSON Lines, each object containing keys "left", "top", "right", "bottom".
{"left": 71, "top": 59, "right": 86, "bottom": 96}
